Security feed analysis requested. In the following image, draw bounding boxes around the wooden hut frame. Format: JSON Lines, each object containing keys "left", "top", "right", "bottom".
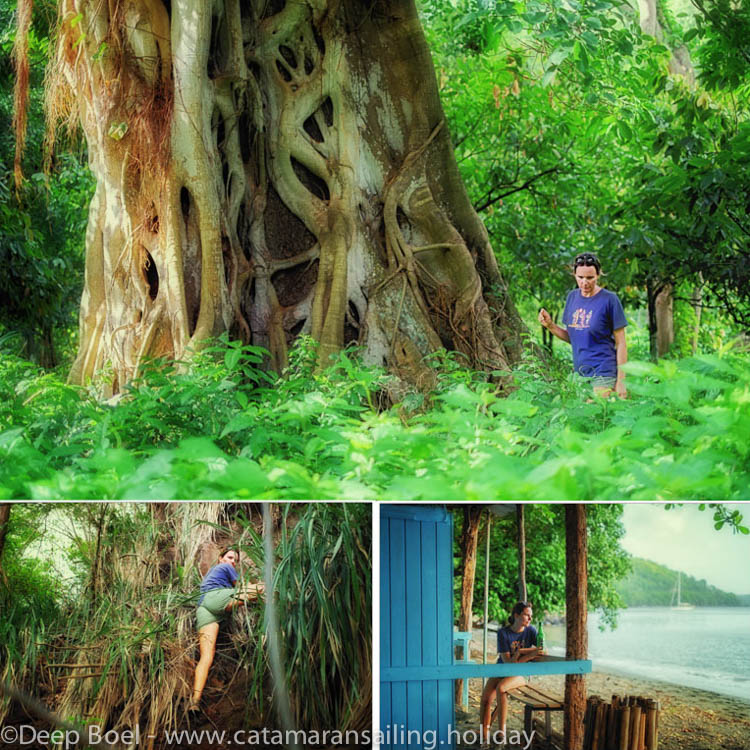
{"left": 380, "top": 504, "right": 591, "bottom": 750}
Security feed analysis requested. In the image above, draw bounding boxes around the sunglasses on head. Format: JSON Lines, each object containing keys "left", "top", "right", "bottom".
{"left": 574, "top": 254, "right": 599, "bottom": 266}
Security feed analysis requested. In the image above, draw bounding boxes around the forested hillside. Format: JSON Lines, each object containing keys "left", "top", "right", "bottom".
{"left": 616, "top": 557, "right": 743, "bottom": 606}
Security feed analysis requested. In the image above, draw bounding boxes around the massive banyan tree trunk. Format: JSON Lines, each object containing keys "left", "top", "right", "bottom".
{"left": 49, "top": 0, "right": 525, "bottom": 393}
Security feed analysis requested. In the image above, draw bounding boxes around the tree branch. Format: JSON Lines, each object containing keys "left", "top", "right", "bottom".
{"left": 475, "top": 167, "right": 560, "bottom": 213}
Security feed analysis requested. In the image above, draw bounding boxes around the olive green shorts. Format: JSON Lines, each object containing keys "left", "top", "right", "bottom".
{"left": 196, "top": 588, "right": 235, "bottom": 630}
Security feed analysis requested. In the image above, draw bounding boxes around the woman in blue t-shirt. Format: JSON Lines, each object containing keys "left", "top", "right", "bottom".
{"left": 538, "top": 253, "right": 628, "bottom": 398}
{"left": 189, "top": 547, "right": 264, "bottom": 712}
{"left": 479, "top": 602, "right": 544, "bottom": 742}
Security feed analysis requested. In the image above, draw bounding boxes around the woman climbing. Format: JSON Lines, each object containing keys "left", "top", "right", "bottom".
{"left": 189, "top": 546, "right": 264, "bottom": 712}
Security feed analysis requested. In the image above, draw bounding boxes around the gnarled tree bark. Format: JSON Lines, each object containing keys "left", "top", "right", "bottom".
{"left": 46, "top": 0, "right": 525, "bottom": 393}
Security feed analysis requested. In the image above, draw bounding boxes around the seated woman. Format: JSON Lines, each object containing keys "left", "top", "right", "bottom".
{"left": 479, "top": 601, "right": 545, "bottom": 743}
{"left": 189, "top": 546, "right": 264, "bottom": 712}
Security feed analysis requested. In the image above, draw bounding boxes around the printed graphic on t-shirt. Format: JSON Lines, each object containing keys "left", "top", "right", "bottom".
{"left": 570, "top": 308, "right": 593, "bottom": 329}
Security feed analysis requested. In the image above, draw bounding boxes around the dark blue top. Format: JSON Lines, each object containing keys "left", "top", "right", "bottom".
{"left": 562, "top": 288, "right": 628, "bottom": 377}
{"left": 198, "top": 563, "right": 237, "bottom": 606}
{"left": 497, "top": 624, "right": 538, "bottom": 662}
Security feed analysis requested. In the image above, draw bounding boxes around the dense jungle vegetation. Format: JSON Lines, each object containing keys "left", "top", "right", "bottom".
{"left": 0, "top": 503, "right": 371, "bottom": 742}
{"left": 2, "top": 0, "right": 750, "bottom": 500}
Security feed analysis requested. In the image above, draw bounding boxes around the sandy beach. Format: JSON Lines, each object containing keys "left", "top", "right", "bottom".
{"left": 456, "top": 631, "right": 750, "bottom": 749}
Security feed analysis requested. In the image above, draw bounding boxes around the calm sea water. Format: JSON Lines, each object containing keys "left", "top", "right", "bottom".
{"left": 550, "top": 607, "right": 750, "bottom": 702}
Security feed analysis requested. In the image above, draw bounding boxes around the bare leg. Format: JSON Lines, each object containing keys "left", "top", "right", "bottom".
{"left": 191, "top": 622, "right": 219, "bottom": 705}
{"left": 496, "top": 675, "right": 526, "bottom": 739}
{"left": 480, "top": 677, "right": 501, "bottom": 742}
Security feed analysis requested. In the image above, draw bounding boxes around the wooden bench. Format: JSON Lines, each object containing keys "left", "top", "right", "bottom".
{"left": 492, "top": 684, "right": 563, "bottom": 747}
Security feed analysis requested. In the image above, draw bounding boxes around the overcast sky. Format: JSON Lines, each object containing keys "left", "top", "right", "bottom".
{"left": 620, "top": 502, "right": 750, "bottom": 595}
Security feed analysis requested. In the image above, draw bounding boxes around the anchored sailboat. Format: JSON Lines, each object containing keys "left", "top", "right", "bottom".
{"left": 671, "top": 571, "right": 695, "bottom": 610}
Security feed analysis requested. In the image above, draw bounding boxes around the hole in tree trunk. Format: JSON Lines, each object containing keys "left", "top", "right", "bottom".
{"left": 180, "top": 187, "right": 190, "bottom": 219}
{"left": 303, "top": 114, "right": 324, "bottom": 142}
{"left": 272, "top": 258, "right": 318, "bottom": 307}
{"left": 207, "top": 10, "right": 219, "bottom": 78}
{"left": 239, "top": 111, "right": 253, "bottom": 163}
{"left": 181, "top": 186, "right": 201, "bottom": 337}
{"left": 142, "top": 248, "right": 159, "bottom": 301}
{"left": 216, "top": 113, "right": 225, "bottom": 150}
{"left": 276, "top": 60, "right": 292, "bottom": 82}
{"left": 279, "top": 45, "right": 297, "bottom": 68}
{"left": 264, "top": 185, "right": 317, "bottom": 260}
{"left": 260, "top": 0, "right": 286, "bottom": 19}
{"left": 304, "top": 56, "right": 314, "bottom": 75}
{"left": 237, "top": 204, "right": 251, "bottom": 261}
{"left": 313, "top": 25, "right": 325, "bottom": 55}
{"left": 289, "top": 319, "right": 305, "bottom": 338}
{"left": 320, "top": 96, "right": 334, "bottom": 127}
{"left": 344, "top": 302, "right": 360, "bottom": 345}
{"left": 396, "top": 207, "right": 414, "bottom": 242}
{"left": 291, "top": 157, "right": 330, "bottom": 201}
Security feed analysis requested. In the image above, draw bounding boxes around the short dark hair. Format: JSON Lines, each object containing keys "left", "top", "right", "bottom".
{"left": 507, "top": 601, "right": 532, "bottom": 625}
{"left": 573, "top": 253, "right": 602, "bottom": 274}
{"left": 218, "top": 546, "right": 239, "bottom": 562}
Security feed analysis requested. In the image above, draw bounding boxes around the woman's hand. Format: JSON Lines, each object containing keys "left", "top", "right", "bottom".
{"left": 538, "top": 308, "right": 552, "bottom": 329}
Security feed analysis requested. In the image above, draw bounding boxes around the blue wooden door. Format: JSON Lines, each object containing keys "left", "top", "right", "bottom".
{"left": 380, "top": 505, "right": 455, "bottom": 750}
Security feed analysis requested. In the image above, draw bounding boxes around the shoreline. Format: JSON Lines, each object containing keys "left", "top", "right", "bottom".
{"left": 460, "top": 668, "right": 750, "bottom": 750}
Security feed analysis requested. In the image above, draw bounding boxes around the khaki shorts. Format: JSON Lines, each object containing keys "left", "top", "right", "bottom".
{"left": 591, "top": 376, "right": 616, "bottom": 391}
{"left": 196, "top": 587, "right": 235, "bottom": 630}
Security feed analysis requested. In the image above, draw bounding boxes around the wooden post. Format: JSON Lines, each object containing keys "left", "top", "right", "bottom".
{"left": 645, "top": 700, "right": 658, "bottom": 750}
{"left": 517, "top": 504, "right": 527, "bottom": 601}
{"left": 565, "top": 504, "right": 588, "bottom": 750}
{"left": 456, "top": 506, "right": 482, "bottom": 703}
{"left": 629, "top": 706, "right": 641, "bottom": 750}
{"left": 592, "top": 701, "right": 607, "bottom": 750}
{"left": 619, "top": 706, "right": 631, "bottom": 750}
{"left": 583, "top": 696, "right": 598, "bottom": 750}
{"left": 606, "top": 700, "right": 617, "bottom": 750}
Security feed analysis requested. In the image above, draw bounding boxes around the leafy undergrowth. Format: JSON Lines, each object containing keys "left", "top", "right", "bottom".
{"left": 1, "top": 336, "right": 749, "bottom": 500}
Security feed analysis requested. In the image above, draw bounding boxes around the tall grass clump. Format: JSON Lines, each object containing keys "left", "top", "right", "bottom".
{"left": 234, "top": 503, "right": 371, "bottom": 733}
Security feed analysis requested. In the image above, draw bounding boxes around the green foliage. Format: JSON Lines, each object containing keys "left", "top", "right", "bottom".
{"left": 455, "top": 504, "right": 630, "bottom": 627}
{"left": 234, "top": 504, "right": 371, "bottom": 731}
{"left": 0, "top": 1, "right": 94, "bottom": 367}
{"left": 616, "top": 556, "right": 742, "bottom": 606}
{"left": 2, "top": 337, "right": 750, "bottom": 500}
{"left": 420, "top": 0, "right": 750, "bottom": 345}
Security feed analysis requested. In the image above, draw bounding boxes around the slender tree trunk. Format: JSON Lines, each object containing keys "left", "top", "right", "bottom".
{"left": 655, "top": 284, "right": 674, "bottom": 358}
{"left": 646, "top": 278, "right": 660, "bottom": 362}
{"left": 638, "top": 0, "right": 695, "bottom": 82}
{"left": 516, "top": 504, "right": 527, "bottom": 602}
{"left": 691, "top": 278, "right": 703, "bottom": 354}
{"left": 455, "top": 506, "right": 482, "bottom": 704}
{"left": 0, "top": 504, "right": 11, "bottom": 585}
{"left": 541, "top": 309, "right": 557, "bottom": 353}
{"left": 565, "top": 504, "right": 587, "bottom": 750}
{"left": 45, "top": 0, "right": 525, "bottom": 394}
{"left": 89, "top": 505, "right": 108, "bottom": 602}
